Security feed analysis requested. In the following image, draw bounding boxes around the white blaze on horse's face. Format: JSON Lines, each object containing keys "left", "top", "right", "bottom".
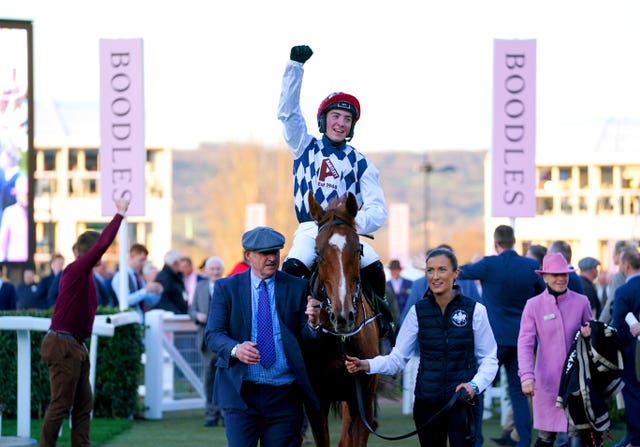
{"left": 328, "top": 233, "right": 348, "bottom": 313}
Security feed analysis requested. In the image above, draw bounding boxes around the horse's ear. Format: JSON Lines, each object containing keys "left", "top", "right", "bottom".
{"left": 346, "top": 192, "right": 358, "bottom": 218}
{"left": 308, "top": 192, "right": 324, "bottom": 222}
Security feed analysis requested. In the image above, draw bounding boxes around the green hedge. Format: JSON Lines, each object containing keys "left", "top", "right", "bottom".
{"left": 0, "top": 307, "right": 143, "bottom": 419}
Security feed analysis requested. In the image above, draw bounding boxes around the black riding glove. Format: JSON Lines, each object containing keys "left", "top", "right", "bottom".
{"left": 290, "top": 45, "right": 313, "bottom": 64}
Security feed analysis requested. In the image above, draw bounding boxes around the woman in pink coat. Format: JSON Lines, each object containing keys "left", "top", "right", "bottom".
{"left": 518, "top": 252, "right": 592, "bottom": 447}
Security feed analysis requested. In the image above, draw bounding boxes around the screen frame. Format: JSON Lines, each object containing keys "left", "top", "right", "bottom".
{"left": 0, "top": 19, "right": 35, "bottom": 269}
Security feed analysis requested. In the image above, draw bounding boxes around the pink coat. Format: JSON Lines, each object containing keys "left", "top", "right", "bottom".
{"left": 518, "top": 288, "right": 592, "bottom": 432}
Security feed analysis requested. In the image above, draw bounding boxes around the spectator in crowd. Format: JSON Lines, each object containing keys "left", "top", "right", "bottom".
{"left": 611, "top": 247, "right": 640, "bottom": 447}
{"left": 16, "top": 265, "right": 40, "bottom": 309}
{"left": 518, "top": 253, "right": 593, "bottom": 447}
{"left": 0, "top": 265, "right": 17, "bottom": 310}
{"left": 37, "top": 253, "right": 65, "bottom": 308}
{"left": 153, "top": 249, "right": 188, "bottom": 314}
{"left": 227, "top": 252, "right": 249, "bottom": 277}
{"left": 346, "top": 247, "right": 498, "bottom": 447}
{"left": 596, "top": 271, "right": 608, "bottom": 314}
{"left": 111, "top": 243, "right": 163, "bottom": 321}
{"left": 458, "top": 225, "right": 545, "bottom": 447}
{"left": 189, "top": 255, "right": 224, "bottom": 427}
{"left": 142, "top": 261, "right": 159, "bottom": 283}
{"left": 526, "top": 244, "right": 547, "bottom": 267}
{"left": 93, "top": 262, "right": 117, "bottom": 307}
{"left": 180, "top": 255, "right": 205, "bottom": 306}
{"left": 577, "top": 256, "right": 602, "bottom": 319}
{"left": 547, "top": 241, "right": 585, "bottom": 295}
{"left": 40, "top": 198, "right": 129, "bottom": 447}
{"left": 386, "top": 259, "right": 413, "bottom": 317}
{"left": 205, "top": 226, "right": 321, "bottom": 446}
{"left": 601, "top": 240, "right": 634, "bottom": 324}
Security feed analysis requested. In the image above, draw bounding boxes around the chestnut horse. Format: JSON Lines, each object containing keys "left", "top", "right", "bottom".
{"left": 305, "top": 192, "right": 380, "bottom": 447}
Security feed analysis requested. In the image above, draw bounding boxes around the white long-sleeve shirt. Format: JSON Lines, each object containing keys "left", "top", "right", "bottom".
{"left": 367, "top": 302, "right": 498, "bottom": 393}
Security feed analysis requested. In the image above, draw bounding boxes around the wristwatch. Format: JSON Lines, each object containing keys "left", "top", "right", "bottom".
{"left": 230, "top": 344, "right": 240, "bottom": 358}
{"left": 469, "top": 381, "right": 479, "bottom": 395}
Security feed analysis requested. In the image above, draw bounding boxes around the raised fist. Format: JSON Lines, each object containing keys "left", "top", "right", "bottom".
{"left": 290, "top": 45, "right": 313, "bottom": 64}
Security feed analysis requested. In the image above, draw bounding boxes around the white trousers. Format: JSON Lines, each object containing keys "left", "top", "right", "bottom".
{"left": 285, "top": 221, "right": 380, "bottom": 268}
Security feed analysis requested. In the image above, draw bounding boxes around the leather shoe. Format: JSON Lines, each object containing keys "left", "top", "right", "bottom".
{"left": 491, "top": 436, "right": 517, "bottom": 446}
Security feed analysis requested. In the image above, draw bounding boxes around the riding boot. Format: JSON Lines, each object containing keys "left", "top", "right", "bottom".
{"left": 361, "top": 260, "right": 396, "bottom": 341}
{"left": 360, "top": 260, "right": 386, "bottom": 299}
{"left": 283, "top": 258, "right": 311, "bottom": 279}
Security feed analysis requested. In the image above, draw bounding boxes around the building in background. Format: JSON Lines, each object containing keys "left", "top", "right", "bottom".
{"left": 485, "top": 118, "right": 640, "bottom": 273}
{"left": 32, "top": 101, "right": 172, "bottom": 274}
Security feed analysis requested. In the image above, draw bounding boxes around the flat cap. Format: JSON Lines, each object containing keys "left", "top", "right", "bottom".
{"left": 578, "top": 256, "right": 601, "bottom": 271}
{"left": 242, "top": 226, "right": 285, "bottom": 253}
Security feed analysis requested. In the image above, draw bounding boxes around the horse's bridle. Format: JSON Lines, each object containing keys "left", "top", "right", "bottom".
{"left": 311, "top": 217, "right": 379, "bottom": 341}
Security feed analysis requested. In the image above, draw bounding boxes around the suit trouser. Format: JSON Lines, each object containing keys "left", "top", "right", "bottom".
{"left": 621, "top": 364, "right": 640, "bottom": 446}
{"left": 224, "top": 381, "right": 304, "bottom": 447}
{"left": 498, "top": 345, "right": 532, "bottom": 447}
{"left": 202, "top": 350, "right": 222, "bottom": 422}
{"left": 40, "top": 332, "right": 93, "bottom": 447}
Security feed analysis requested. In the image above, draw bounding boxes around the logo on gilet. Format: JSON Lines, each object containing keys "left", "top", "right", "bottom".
{"left": 319, "top": 159, "right": 339, "bottom": 182}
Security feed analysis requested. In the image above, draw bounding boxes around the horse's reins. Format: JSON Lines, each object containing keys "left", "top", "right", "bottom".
{"left": 355, "top": 377, "right": 473, "bottom": 441}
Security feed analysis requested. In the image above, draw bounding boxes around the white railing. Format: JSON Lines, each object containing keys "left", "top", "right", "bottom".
{"left": 0, "top": 311, "right": 140, "bottom": 440}
{"left": 143, "top": 310, "right": 204, "bottom": 419}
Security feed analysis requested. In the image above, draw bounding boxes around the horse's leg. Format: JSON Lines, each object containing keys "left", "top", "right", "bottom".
{"left": 307, "top": 404, "right": 331, "bottom": 447}
{"left": 337, "top": 401, "right": 354, "bottom": 447}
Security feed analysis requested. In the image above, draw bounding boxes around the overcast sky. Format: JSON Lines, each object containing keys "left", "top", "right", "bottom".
{"left": 2, "top": 0, "right": 640, "bottom": 154}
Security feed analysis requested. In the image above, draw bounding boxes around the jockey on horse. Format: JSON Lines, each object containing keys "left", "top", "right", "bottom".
{"left": 278, "top": 45, "right": 393, "bottom": 334}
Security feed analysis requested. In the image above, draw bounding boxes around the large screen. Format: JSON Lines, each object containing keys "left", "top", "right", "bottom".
{"left": 0, "top": 20, "right": 34, "bottom": 266}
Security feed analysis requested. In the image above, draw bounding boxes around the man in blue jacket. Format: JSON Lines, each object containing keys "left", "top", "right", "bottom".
{"left": 458, "top": 225, "right": 545, "bottom": 447}
{"left": 205, "top": 226, "right": 320, "bottom": 447}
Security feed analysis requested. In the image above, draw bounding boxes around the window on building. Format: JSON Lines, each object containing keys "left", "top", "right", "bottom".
{"left": 558, "top": 167, "right": 572, "bottom": 189}
{"left": 537, "top": 197, "right": 553, "bottom": 215}
{"left": 621, "top": 166, "right": 640, "bottom": 189}
{"left": 86, "top": 149, "right": 99, "bottom": 171}
{"left": 596, "top": 196, "right": 614, "bottom": 214}
{"left": 43, "top": 150, "right": 56, "bottom": 171}
{"left": 579, "top": 167, "right": 588, "bottom": 189}
{"left": 538, "top": 168, "right": 552, "bottom": 189}
{"left": 69, "top": 148, "right": 80, "bottom": 171}
{"left": 600, "top": 166, "right": 613, "bottom": 188}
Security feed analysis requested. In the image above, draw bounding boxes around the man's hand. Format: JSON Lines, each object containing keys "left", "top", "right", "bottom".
{"left": 235, "top": 341, "right": 260, "bottom": 365}
{"left": 115, "top": 198, "right": 130, "bottom": 215}
{"left": 290, "top": 45, "right": 313, "bottom": 64}
{"left": 146, "top": 281, "right": 163, "bottom": 294}
{"left": 306, "top": 296, "right": 321, "bottom": 327}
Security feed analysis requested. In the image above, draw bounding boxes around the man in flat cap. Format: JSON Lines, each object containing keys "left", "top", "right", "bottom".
{"left": 205, "top": 226, "right": 321, "bottom": 447}
{"left": 578, "top": 256, "right": 602, "bottom": 319}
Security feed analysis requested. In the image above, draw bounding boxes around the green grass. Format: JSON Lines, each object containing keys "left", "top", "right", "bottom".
{"left": 2, "top": 399, "right": 627, "bottom": 447}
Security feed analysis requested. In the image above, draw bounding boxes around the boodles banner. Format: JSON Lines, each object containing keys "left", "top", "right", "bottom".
{"left": 491, "top": 39, "right": 536, "bottom": 218}
{"left": 99, "top": 38, "right": 145, "bottom": 216}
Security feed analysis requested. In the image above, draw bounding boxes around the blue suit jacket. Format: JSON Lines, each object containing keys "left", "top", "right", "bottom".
{"left": 205, "top": 270, "right": 319, "bottom": 411}
{"left": 611, "top": 275, "right": 640, "bottom": 370}
{"left": 458, "top": 249, "right": 545, "bottom": 346}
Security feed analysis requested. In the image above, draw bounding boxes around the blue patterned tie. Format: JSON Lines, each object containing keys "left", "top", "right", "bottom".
{"left": 257, "top": 280, "right": 276, "bottom": 368}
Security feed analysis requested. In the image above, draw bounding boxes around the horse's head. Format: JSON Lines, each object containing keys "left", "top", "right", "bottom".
{"left": 309, "top": 192, "right": 362, "bottom": 334}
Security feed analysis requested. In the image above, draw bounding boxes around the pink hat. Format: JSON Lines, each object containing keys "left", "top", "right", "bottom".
{"left": 535, "top": 252, "right": 574, "bottom": 275}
